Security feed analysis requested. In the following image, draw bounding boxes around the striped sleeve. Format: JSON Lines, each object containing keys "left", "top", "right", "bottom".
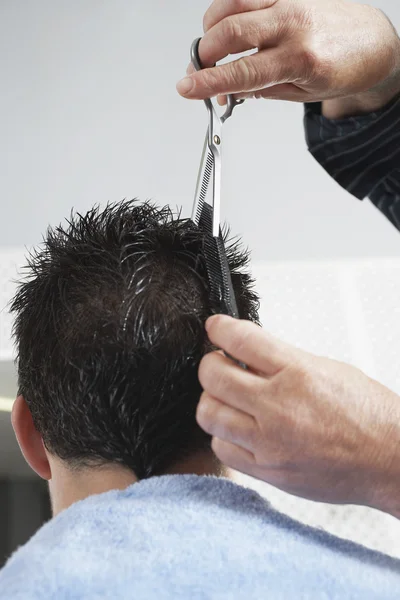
{"left": 304, "top": 95, "right": 400, "bottom": 232}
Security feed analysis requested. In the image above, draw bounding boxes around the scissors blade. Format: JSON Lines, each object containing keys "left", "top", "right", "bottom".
{"left": 211, "top": 149, "right": 221, "bottom": 238}
{"left": 192, "top": 129, "right": 214, "bottom": 227}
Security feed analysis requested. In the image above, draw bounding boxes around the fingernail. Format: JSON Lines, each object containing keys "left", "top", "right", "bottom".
{"left": 177, "top": 77, "right": 194, "bottom": 95}
{"left": 186, "top": 63, "right": 195, "bottom": 76}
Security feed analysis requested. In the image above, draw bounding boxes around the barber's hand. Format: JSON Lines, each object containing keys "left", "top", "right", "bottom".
{"left": 177, "top": 0, "right": 400, "bottom": 117}
{"left": 197, "top": 315, "right": 400, "bottom": 517}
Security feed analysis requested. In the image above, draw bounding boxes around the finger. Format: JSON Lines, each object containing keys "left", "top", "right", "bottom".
{"left": 198, "top": 351, "right": 264, "bottom": 414}
{"left": 188, "top": 79, "right": 308, "bottom": 104}
{"left": 197, "top": 393, "right": 258, "bottom": 452}
{"left": 228, "top": 92, "right": 259, "bottom": 101}
{"left": 212, "top": 92, "right": 255, "bottom": 106}
{"left": 220, "top": 91, "right": 259, "bottom": 101}
{"left": 199, "top": 9, "right": 282, "bottom": 68}
{"left": 177, "top": 47, "right": 295, "bottom": 100}
{"left": 256, "top": 83, "right": 314, "bottom": 102}
{"left": 203, "top": 0, "right": 278, "bottom": 33}
{"left": 211, "top": 437, "right": 256, "bottom": 471}
{"left": 223, "top": 85, "right": 313, "bottom": 103}
{"left": 218, "top": 92, "right": 258, "bottom": 104}
{"left": 206, "top": 315, "right": 296, "bottom": 375}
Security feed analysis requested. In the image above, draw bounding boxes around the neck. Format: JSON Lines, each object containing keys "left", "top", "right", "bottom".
{"left": 164, "top": 449, "right": 228, "bottom": 478}
{"left": 48, "top": 451, "right": 228, "bottom": 516}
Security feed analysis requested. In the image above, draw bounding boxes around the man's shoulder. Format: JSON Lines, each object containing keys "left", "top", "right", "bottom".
{"left": 1, "top": 475, "right": 399, "bottom": 599}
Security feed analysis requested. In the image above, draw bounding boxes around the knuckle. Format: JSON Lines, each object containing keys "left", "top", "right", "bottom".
{"left": 231, "top": 322, "right": 255, "bottom": 357}
{"left": 215, "top": 417, "right": 233, "bottom": 442}
{"left": 234, "top": 56, "right": 261, "bottom": 90}
{"left": 198, "top": 352, "right": 216, "bottom": 388}
{"left": 203, "top": 0, "right": 253, "bottom": 33}
{"left": 220, "top": 15, "right": 243, "bottom": 45}
{"left": 211, "top": 437, "right": 236, "bottom": 469}
{"left": 232, "top": 0, "right": 253, "bottom": 14}
{"left": 213, "top": 365, "right": 232, "bottom": 397}
{"left": 298, "top": 40, "right": 334, "bottom": 86}
{"left": 291, "top": 359, "right": 313, "bottom": 391}
{"left": 199, "top": 352, "right": 229, "bottom": 398}
{"left": 298, "top": 44, "right": 320, "bottom": 79}
{"left": 211, "top": 436, "right": 225, "bottom": 458}
{"left": 203, "top": 11, "right": 212, "bottom": 32}
{"left": 196, "top": 394, "right": 217, "bottom": 429}
{"left": 198, "top": 67, "right": 222, "bottom": 94}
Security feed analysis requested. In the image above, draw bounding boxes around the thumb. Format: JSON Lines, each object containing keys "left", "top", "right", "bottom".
{"left": 205, "top": 315, "right": 298, "bottom": 376}
{"left": 177, "top": 54, "right": 259, "bottom": 100}
{"left": 177, "top": 49, "right": 291, "bottom": 100}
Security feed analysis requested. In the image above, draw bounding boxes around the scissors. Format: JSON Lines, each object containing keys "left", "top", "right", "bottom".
{"left": 191, "top": 38, "right": 244, "bottom": 239}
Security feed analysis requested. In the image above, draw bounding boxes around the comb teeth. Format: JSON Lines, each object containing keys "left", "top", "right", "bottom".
{"left": 198, "top": 201, "right": 213, "bottom": 234}
{"left": 194, "top": 151, "right": 214, "bottom": 225}
{"left": 203, "top": 233, "right": 239, "bottom": 319}
{"left": 203, "top": 233, "right": 247, "bottom": 370}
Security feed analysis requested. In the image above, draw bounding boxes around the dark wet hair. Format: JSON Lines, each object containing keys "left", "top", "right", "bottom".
{"left": 11, "top": 200, "right": 260, "bottom": 479}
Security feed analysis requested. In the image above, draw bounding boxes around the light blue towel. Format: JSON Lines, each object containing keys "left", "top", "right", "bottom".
{"left": 0, "top": 475, "right": 399, "bottom": 599}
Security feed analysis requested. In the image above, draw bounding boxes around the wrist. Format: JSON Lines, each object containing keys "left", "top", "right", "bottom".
{"left": 365, "top": 395, "right": 400, "bottom": 519}
{"left": 371, "top": 462, "right": 400, "bottom": 520}
{"left": 370, "top": 475, "right": 400, "bottom": 520}
{"left": 322, "top": 83, "right": 400, "bottom": 120}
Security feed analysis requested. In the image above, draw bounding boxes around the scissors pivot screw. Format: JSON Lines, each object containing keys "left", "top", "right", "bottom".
{"left": 214, "top": 135, "right": 221, "bottom": 145}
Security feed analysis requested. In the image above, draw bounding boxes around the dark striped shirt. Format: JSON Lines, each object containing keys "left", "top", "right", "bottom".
{"left": 304, "top": 96, "right": 400, "bottom": 232}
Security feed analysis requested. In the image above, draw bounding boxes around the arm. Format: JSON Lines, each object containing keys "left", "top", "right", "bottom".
{"left": 305, "top": 78, "right": 400, "bottom": 231}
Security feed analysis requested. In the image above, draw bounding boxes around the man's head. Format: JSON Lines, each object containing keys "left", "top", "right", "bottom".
{"left": 11, "top": 200, "right": 259, "bottom": 496}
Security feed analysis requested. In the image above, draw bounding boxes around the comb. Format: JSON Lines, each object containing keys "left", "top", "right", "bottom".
{"left": 198, "top": 201, "right": 238, "bottom": 315}
{"left": 200, "top": 204, "right": 247, "bottom": 369}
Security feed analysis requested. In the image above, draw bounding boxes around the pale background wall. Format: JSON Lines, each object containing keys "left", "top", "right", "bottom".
{"left": 1, "top": 0, "right": 400, "bottom": 565}
{"left": 0, "top": 0, "right": 400, "bottom": 261}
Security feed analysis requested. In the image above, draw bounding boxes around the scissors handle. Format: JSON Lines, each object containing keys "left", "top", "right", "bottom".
{"left": 190, "top": 38, "right": 244, "bottom": 124}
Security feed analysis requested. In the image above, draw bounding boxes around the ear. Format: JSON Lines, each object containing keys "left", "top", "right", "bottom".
{"left": 12, "top": 395, "right": 52, "bottom": 480}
